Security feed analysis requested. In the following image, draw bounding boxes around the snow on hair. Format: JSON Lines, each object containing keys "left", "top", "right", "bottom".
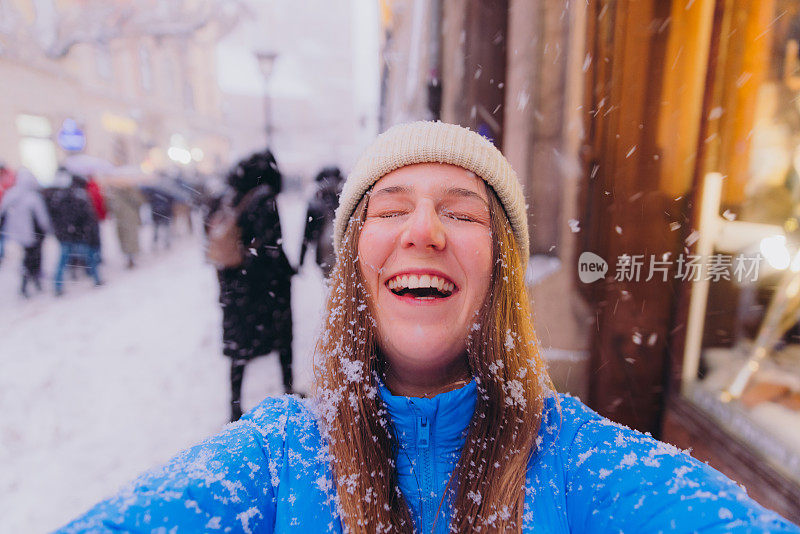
{"left": 312, "top": 186, "right": 553, "bottom": 533}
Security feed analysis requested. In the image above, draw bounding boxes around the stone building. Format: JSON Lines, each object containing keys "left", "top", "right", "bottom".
{"left": 0, "top": 0, "right": 243, "bottom": 183}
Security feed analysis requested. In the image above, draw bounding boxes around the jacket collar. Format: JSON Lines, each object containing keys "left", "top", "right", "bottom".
{"left": 377, "top": 380, "right": 477, "bottom": 452}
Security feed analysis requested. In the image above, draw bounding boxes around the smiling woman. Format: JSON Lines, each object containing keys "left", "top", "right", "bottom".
{"left": 358, "top": 164, "right": 494, "bottom": 393}
{"left": 56, "top": 122, "right": 800, "bottom": 533}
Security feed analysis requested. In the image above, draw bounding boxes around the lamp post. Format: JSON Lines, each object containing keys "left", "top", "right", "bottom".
{"left": 254, "top": 50, "right": 278, "bottom": 147}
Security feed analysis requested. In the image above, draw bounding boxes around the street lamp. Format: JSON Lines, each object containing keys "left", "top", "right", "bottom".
{"left": 254, "top": 50, "right": 278, "bottom": 147}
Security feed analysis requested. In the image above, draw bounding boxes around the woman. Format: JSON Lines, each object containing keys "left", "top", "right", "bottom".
{"left": 0, "top": 167, "right": 51, "bottom": 297}
{"left": 58, "top": 122, "right": 799, "bottom": 533}
{"left": 105, "top": 183, "right": 146, "bottom": 269}
{"left": 213, "top": 150, "right": 295, "bottom": 420}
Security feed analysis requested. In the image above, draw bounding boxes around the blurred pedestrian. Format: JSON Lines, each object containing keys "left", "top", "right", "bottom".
{"left": 71, "top": 175, "right": 103, "bottom": 268}
{"left": 106, "top": 184, "right": 146, "bottom": 269}
{"left": 207, "top": 150, "right": 296, "bottom": 421}
{"left": 46, "top": 169, "right": 102, "bottom": 296}
{"left": 0, "top": 162, "right": 17, "bottom": 265}
{"left": 141, "top": 184, "right": 175, "bottom": 250}
{"left": 299, "top": 166, "right": 343, "bottom": 277}
{"left": 0, "top": 168, "right": 51, "bottom": 297}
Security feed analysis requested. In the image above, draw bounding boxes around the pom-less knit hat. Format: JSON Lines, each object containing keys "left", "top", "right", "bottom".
{"left": 334, "top": 120, "right": 529, "bottom": 258}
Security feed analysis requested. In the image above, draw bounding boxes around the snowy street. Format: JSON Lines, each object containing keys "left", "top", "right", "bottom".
{"left": 0, "top": 191, "right": 326, "bottom": 533}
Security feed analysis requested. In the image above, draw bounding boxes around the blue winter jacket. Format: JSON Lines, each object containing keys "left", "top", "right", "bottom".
{"left": 58, "top": 381, "right": 800, "bottom": 533}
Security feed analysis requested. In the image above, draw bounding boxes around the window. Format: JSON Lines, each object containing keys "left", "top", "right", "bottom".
{"left": 16, "top": 114, "right": 57, "bottom": 185}
{"left": 682, "top": 2, "right": 800, "bottom": 486}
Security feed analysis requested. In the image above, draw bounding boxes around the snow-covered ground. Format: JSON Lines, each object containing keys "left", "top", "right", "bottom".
{"left": 0, "top": 191, "right": 326, "bottom": 533}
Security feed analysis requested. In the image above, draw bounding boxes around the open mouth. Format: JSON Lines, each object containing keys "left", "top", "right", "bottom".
{"left": 386, "top": 273, "right": 456, "bottom": 300}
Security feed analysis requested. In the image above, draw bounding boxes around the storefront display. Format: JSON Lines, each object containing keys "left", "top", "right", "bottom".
{"left": 677, "top": 0, "right": 800, "bottom": 494}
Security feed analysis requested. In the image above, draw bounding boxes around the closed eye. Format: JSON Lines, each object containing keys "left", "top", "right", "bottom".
{"left": 441, "top": 209, "right": 481, "bottom": 223}
{"left": 376, "top": 210, "right": 408, "bottom": 218}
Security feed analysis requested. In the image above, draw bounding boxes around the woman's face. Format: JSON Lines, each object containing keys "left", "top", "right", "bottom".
{"left": 358, "top": 163, "right": 493, "bottom": 382}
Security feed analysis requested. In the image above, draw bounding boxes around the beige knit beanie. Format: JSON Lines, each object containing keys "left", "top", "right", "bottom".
{"left": 334, "top": 120, "right": 529, "bottom": 258}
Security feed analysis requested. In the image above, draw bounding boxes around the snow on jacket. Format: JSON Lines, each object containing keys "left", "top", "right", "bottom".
{"left": 57, "top": 382, "right": 800, "bottom": 533}
{"left": 0, "top": 168, "right": 51, "bottom": 248}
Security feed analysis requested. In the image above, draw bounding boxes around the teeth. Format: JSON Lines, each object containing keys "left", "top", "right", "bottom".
{"left": 387, "top": 274, "right": 455, "bottom": 293}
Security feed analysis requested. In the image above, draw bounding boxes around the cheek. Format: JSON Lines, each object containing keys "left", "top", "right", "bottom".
{"left": 457, "top": 230, "right": 493, "bottom": 306}
{"left": 462, "top": 230, "right": 493, "bottom": 274}
{"left": 357, "top": 224, "right": 391, "bottom": 284}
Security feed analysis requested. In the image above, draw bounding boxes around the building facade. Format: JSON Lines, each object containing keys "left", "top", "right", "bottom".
{"left": 0, "top": 0, "right": 241, "bottom": 183}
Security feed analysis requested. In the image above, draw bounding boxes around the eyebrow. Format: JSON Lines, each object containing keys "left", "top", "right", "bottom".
{"left": 371, "top": 184, "right": 488, "bottom": 205}
{"left": 371, "top": 185, "right": 410, "bottom": 197}
{"left": 444, "top": 186, "right": 488, "bottom": 205}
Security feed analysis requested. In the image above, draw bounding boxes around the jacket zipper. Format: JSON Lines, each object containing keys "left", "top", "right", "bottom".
{"left": 417, "top": 415, "right": 434, "bottom": 532}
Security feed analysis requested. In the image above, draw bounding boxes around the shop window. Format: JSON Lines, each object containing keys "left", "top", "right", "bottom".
{"left": 682, "top": 3, "right": 800, "bottom": 486}
{"left": 16, "top": 114, "right": 56, "bottom": 185}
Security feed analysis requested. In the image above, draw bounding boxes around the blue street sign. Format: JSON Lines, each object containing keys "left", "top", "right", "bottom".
{"left": 57, "top": 118, "right": 86, "bottom": 152}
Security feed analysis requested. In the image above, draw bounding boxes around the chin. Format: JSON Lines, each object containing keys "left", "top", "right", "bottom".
{"left": 383, "top": 330, "right": 466, "bottom": 370}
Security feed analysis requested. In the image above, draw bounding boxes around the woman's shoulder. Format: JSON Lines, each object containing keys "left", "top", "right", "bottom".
{"left": 536, "top": 393, "right": 799, "bottom": 533}
{"left": 241, "top": 394, "right": 318, "bottom": 430}
{"left": 538, "top": 392, "right": 689, "bottom": 465}
{"left": 239, "top": 394, "right": 325, "bottom": 451}
{"left": 535, "top": 392, "right": 699, "bottom": 493}
{"left": 536, "top": 392, "right": 600, "bottom": 444}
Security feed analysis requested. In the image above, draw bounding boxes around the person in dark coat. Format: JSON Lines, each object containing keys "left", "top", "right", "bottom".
{"left": 71, "top": 174, "right": 103, "bottom": 267}
{"left": 299, "top": 166, "right": 343, "bottom": 277}
{"left": 212, "top": 150, "right": 296, "bottom": 421}
{"left": 141, "top": 184, "right": 175, "bottom": 250}
{"left": 45, "top": 169, "right": 102, "bottom": 295}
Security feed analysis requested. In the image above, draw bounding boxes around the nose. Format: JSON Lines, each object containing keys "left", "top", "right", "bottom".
{"left": 400, "top": 200, "right": 446, "bottom": 251}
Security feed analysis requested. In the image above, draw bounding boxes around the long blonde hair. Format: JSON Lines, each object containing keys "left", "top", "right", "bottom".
{"left": 313, "top": 185, "right": 553, "bottom": 533}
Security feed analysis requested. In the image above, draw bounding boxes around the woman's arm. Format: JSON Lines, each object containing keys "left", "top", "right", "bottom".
{"left": 55, "top": 400, "right": 291, "bottom": 533}
{"left": 561, "top": 396, "right": 800, "bottom": 533}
